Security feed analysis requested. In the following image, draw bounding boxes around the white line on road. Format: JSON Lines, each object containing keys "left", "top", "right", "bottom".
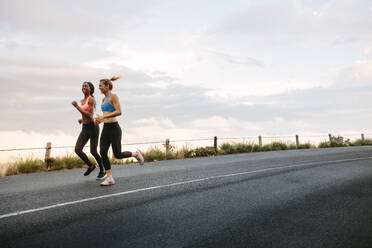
{"left": 1, "top": 156, "right": 371, "bottom": 220}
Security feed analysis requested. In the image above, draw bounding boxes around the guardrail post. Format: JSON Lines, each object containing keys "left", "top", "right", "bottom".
{"left": 214, "top": 136, "right": 218, "bottom": 152}
{"left": 45, "top": 142, "right": 52, "bottom": 169}
{"left": 361, "top": 133, "right": 365, "bottom": 143}
{"left": 258, "top": 136, "right": 262, "bottom": 148}
{"left": 295, "top": 134, "right": 299, "bottom": 148}
{"left": 165, "top": 138, "right": 170, "bottom": 156}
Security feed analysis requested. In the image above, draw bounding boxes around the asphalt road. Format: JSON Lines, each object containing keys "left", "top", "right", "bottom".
{"left": 1, "top": 146, "right": 372, "bottom": 248}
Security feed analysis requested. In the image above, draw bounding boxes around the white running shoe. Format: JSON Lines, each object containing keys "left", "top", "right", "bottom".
{"left": 100, "top": 176, "right": 115, "bottom": 186}
{"left": 136, "top": 150, "right": 145, "bottom": 166}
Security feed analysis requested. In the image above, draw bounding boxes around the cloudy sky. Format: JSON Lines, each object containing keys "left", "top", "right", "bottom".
{"left": 0, "top": 0, "right": 372, "bottom": 151}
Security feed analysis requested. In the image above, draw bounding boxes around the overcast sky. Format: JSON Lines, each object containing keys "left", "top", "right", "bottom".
{"left": 0, "top": 0, "right": 372, "bottom": 149}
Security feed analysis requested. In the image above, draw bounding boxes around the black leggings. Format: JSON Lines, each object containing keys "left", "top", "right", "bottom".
{"left": 75, "top": 122, "right": 104, "bottom": 171}
{"left": 100, "top": 122, "right": 132, "bottom": 170}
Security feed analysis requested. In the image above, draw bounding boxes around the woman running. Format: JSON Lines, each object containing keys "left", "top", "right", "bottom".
{"left": 95, "top": 76, "right": 144, "bottom": 186}
{"left": 72, "top": 82, "right": 106, "bottom": 180}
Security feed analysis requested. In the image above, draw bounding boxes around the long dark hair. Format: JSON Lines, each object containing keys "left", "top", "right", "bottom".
{"left": 84, "top": 81, "right": 95, "bottom": 96}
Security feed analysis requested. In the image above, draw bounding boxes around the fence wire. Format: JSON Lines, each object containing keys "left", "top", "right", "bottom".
{"left": 0, "top": 133, "right": 369, "bottom": 152}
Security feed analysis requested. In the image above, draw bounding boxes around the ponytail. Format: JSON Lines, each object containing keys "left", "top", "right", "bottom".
{"left": 111, "top": 76, "right": 120, "bottom": 81}
{"left": 100, "top": 76, "right": 120, "bottom": 90}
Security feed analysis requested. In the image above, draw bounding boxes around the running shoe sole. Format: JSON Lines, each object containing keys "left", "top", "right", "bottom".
{"left": 100, "top": 182, "right": 115, "bottom": 186}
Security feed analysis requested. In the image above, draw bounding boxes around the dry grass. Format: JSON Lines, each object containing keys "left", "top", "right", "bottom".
{"left": 1, "top": 136, "right": 370, "bottom": 177}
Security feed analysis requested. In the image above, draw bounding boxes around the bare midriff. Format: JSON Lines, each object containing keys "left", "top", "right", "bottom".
{"left": 82, "top": 114, "right": 94, "bottom": 124}
{"left": 102, "top": 112, "right": 117, "bottom": 123}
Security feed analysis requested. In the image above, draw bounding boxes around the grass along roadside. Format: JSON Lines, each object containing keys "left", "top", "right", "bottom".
{"left": 1, "top": 137, "right": 371, "bottom": 177}
{"left": 3, "top": 153, "right": 133, "bottom": 176}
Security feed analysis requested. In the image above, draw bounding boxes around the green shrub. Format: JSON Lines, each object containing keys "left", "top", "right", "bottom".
{"left": 175, "top": 144, "right": 192, "bottom": 159}
{"left": 364, "top": 139, "right": 372, "bottom": 145}
{"left": 351, "top": 139, "right": 363, "bottom": 146}
{"left": 219, "top": 143, "right": 237, "bottom": 154}
{"left": 219, "top": 142, "right": 256, "bottom": 154}
{"left": 330, "top": 136, "right": 350, "bottom": 147}
{"left": 47, "top": 154, "right": 95, "bottom": 170}
{"left": 110, "top": 157, "right": 124, "bottom": 165}
{"left": 288, "top": 144, "right": 297, "bottom": 150}
{"left": 195, "top": 147, "right": 217, "bottom": 157}
{"left": 13, "top": 157, "right": 45, "bottom": 174}
{"left": 144, "top": 148, "right": 166, "bottom": 162}
{"left": 287, "top": 143, "right": 314, "bottom": 149}
{"left": 318, "top": 141, "right": 331, "bottom": 148}
{"left": 318, "top": 136, "right": 352, "bottom": 148}
{"left": 183, "top": 150, "right": 194, "bottom": 158}
{"left": 49, "top": 158, "right": 65, "bottom": 171}
{"left": 185, "top": 147, "right": 217, "bottom": 158}
{"left": 235, "top": 143, "right": 253, "bottom": 153}
{"left": 261, "top": 142, "right": 287, "bottom": 152}
{"left": 62, "top": 154, "right": 85, "bottom": 169}
{"left": 165, "top": 151, "right": 177, "bottom": 160}
{"left": 261, "top": 144, "right": 271, "bottom": 151}
{"left": 124, "top": 158, "right": 135, "bottom": 164}
{"left": 351, "top": 139, "right": 372, "bottom": 146}
{"left": 271, "top": 142, "right": 288, "bottom": 151}
{"left": 251, "top": 144, "right": 261, "bottom": 152}
{"left": 110, "top": 157, "right": 136, "bottom": 164}
{"left": 297, "top": 143, "right": 314, "bottom": 149}
{"left": 220, "top": 141, "right": 313, "bottom": 154}
{"left": 5, "top": 164, "right": 19, "bottom": 176}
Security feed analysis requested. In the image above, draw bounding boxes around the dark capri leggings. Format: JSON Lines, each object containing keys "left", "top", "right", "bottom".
{"left": 100, "top": 122, "right": 132, "bottom": 170}
{"left": 75, "top": 122, "right": 104, "bottom": 171}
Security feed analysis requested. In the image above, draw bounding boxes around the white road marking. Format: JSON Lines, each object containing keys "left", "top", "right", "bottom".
{"left": 1, "top": 156, "right": 371, "bottom": 220}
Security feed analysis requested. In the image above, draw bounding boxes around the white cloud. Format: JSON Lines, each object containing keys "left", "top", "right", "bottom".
{"left": 84, "top": 43, "right": 199, "bottom": 77}
{"left": 211, "top": 0, "right": 372, "bottom": 45}
{"left": 0, "top": 0, "right": 166, "bottom": 37}
{"left": 204, "top": 49, "right": 264, "bottom": 67}
{"left": 334, "top": 60, "right": 372, "bottom": 87}
{"left": 190, "top": 116, "right": 263, "bottom": 133}
{"left": 175, "top": 31, "right": 205, "bottom": 46}
{"left": 126, "top": 117, "right": 204, "bottom": 142}
{"left": 364, "top": 46, "right": 371, "bottom": 55}
{"left": 1, "top": 0, "right": 372, "bottom": 153}
{"left": 207, "top": 78, "right": 329, "bottom": 99}
{"left": 134, "top": 117, "right": 177, "bottom": 129}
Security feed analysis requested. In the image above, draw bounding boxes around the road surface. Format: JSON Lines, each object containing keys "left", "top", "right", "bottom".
{"left": 1, "top": 146, "right": 372, "bottom": 247}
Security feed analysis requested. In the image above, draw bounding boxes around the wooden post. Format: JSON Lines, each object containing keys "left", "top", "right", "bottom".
{"left": 361, "top": 133, "right": 365, "bottom": 143}
{"left": 165, "top": 139, "right": 170, "bottom": 153}
{"left": 258, "top": 136, "right": 262, "bottom": 148}
{"left": 214, "top": 136, "right": 218, "bottom": 152}
{"left": 45, "top": 142, "right": 52, "bottom": 169}
{"left": 295, "top": 134, "right": 299, "bottom": 148}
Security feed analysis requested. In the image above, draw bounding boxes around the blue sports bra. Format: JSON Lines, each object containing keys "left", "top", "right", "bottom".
{"left": 101, "top": 94, "right": 115, "bottom": 112}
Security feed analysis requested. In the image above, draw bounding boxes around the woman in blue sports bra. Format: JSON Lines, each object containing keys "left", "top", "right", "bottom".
{"left": 95, "top": 76, "right": 145, "bottom": 186}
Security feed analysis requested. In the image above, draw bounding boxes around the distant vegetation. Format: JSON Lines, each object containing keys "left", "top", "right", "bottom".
{"left": 3, "top": 154, "right": 125, "bottom": 176}
{"left": 1, "top": 136, "right": 371, "bottom": 177}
